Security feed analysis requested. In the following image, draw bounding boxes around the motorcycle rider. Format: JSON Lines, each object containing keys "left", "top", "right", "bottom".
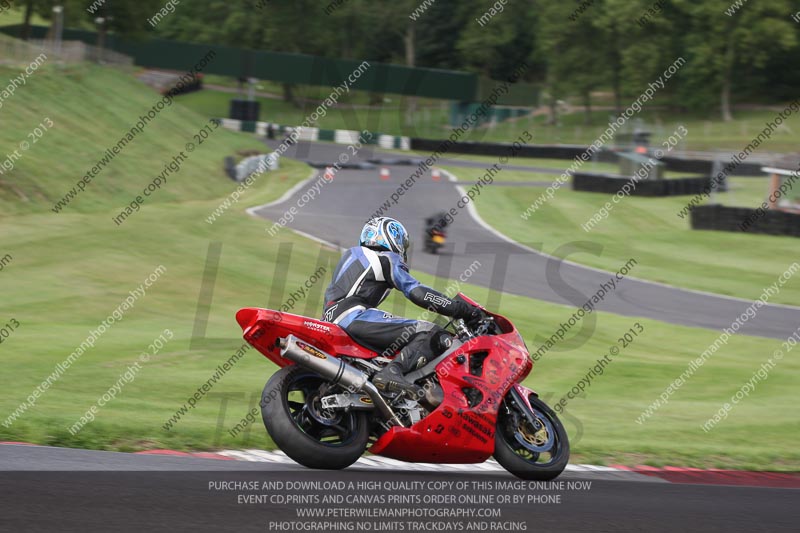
{"left": 322, "top": 217, "right": 485, "bottom": 396}
{"left": 425, "top": 211, "right": 450, "bottom": 234}
{"left": 423, "top": 211, "right": 449, "bottom": 252}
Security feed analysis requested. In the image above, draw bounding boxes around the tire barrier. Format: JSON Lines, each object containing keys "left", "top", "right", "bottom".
{"left": 229, "top": 99, "right": 259, "bottom": 121}
{"left": 572, "top": 173, "right": 712, "bottom": 197}
{"left": 217, "top": 119, "right": 411, "bottom": 150}
{"left": 690, "top": 205, "right": 800, "bottom": 238}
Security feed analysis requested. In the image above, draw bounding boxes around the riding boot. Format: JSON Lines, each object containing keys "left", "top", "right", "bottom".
{"left": 372, "top": 343, "right": 426, "bottom": 397}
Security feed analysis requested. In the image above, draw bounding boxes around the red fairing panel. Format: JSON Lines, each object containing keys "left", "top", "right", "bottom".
{"left": 236, "top": 307, "right": 377, "bottom": 368}
{"left": 369, "top": 334, "right": 532, "bottom": 464}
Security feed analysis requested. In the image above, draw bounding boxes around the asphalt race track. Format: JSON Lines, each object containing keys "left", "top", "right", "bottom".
{"left": 252, "top": 140, "right": 800, "bottom": 340}
{"left": 0, "top": 444, "right": 796, "bottom": 532}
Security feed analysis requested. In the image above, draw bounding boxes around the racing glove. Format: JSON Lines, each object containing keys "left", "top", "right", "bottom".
{"left": 450, "top": 294, "right": 486, "bottom": 325}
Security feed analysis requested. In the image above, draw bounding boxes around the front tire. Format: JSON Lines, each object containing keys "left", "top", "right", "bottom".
{"left": 261, "top": 365, "right": 369, "bottom": 470}
{"left": 493, "top": 390, "right": 570, "bottom": 480}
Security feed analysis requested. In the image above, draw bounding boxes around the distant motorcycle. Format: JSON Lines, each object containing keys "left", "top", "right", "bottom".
{"left": 236, "top": 293, "right": 570, "bottom": 480}
{"left": 424, "top": 228, "right": 447, "bottom": 254}
{"left": 423, "top": 212, "right": 449, "bottom": 254}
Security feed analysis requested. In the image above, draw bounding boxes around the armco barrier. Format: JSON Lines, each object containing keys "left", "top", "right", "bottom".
{"left": 690, "top": 205, "right": 800, "bottom": 237}
{"left": 408, "top": 138, "right": 762, "bottom": 175}
{"left": 572, "top": 173, "right": 711, "bottom": 197}
{"left": 409, "top": 138, "right": 614, "bottom": 161}
{"left": 661, "top": 156, "right": 762, "bottom": 177}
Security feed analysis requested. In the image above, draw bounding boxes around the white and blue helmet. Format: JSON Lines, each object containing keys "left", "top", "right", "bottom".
{"left": 360, "top": 217, "right": 410, "bottom": 261}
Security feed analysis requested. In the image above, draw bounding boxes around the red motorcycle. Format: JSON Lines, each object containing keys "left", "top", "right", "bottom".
{"left": 235, "top": 294, "right": 569, "bottom": 480}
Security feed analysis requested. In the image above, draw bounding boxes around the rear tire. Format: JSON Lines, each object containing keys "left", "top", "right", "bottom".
{"left": 261, "top": 365, "right": 369, "bottom": 470}
{"left": 493, "top": 391, "right": 570, "bottom": 480}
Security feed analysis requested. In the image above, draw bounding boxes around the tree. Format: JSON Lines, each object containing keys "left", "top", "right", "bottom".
{"left": 672, "top": 0, "right": 796, "bottom": 121}
{"left": 360, "top": 1, "right": 426, "bottom": 125}
{"left": 593, "top": 0, "right": 687, "bottom": 116}
{"left": 455, "top": 0, "right": 534, "bottom": 79}
{"left": 536, "top": 1, "right": 608, "bottom": 125}
{"left": 26, "top": 0, "right": 163, "bottom": 44}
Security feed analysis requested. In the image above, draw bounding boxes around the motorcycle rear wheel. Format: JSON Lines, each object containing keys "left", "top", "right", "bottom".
{"left": 261, "top": 365, "right": 369, "bottom": 470}
{"left": 493, "top": 390, "right": 570, "bottom": 480}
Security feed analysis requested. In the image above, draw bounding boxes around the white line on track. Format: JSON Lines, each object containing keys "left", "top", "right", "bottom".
{"left": 216, "top": 449, "right": 623, "bottom": 475}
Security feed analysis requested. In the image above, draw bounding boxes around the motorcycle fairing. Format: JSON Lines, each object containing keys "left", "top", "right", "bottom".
{"left": 236, "top": 307, "right": 380, "bottom": 364}
{"left": 369, "top": 334, "right": 533, "bottom": 463}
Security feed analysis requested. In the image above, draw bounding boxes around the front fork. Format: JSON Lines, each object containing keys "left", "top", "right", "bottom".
{"left": 508, "top": 384, "right": 544, "bottom": 432}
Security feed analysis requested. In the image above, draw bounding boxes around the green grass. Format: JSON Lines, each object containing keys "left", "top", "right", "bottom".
{"left": 0, "top": 58, "right": 797, "bottom": 470}
{"left": 0, "top": 63, "right": 276, "bottom": 215}
{"left": 443, "top": 164, "right": 800, "bottom": 305}
{"left": 716, "top": 176, "right": 800, "bottom": 209}
{"left": 200, "top": 74, "right": 435, "bottom": 107}
{"left": 503, "top": 107, "right": 800, "bottom": 153}
{"left": 0, "top": 60, "right": 318, "bottom": 451}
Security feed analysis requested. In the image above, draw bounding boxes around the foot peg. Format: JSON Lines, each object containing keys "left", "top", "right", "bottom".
{"left": 373, "top": 363, "right": 424, "bottom": 398}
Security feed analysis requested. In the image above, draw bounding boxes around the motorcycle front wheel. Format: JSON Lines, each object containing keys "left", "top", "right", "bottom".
{"left": 493, "top": 389, "right": 570, "bottom": 480}
{"left": 261, "top": 365, "right": 369, "bottom": 470}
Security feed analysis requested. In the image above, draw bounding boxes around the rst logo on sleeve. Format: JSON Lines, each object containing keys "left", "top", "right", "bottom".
{"left": 423, "top": 292, "right": 450, "bottom": 307}
{"left": 322, "top": 304, "right": 338, "bottom": 322}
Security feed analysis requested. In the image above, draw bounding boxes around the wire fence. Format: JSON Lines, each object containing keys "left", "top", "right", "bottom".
{"left": 0, "top": 36, "right": 132, "bottom": 67}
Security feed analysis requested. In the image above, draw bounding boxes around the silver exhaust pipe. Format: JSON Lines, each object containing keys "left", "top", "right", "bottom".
{"left": 279, "top": 335, "right": 403, "bottom": 427}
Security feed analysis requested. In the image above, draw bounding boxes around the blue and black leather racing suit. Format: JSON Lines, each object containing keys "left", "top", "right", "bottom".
{"left": 322, "top": 246, "right": 477, "bottom": 372}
